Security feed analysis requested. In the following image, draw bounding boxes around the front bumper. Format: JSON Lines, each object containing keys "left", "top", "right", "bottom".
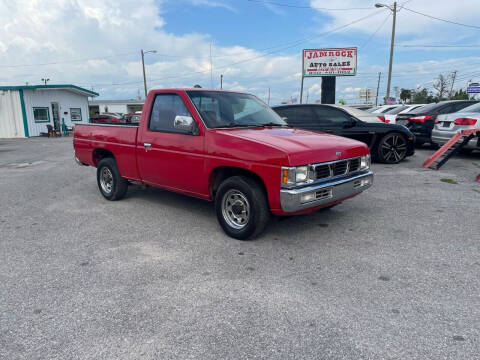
{"left": 280, "top": 170, "right": 373, "bottom": 213}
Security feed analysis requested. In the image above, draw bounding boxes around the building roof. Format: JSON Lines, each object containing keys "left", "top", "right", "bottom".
{"left": 0, "top": 84, "right": 99, "bottom": 97}
{"left": 89, "top": 99, "right": 144, "bottom": 105}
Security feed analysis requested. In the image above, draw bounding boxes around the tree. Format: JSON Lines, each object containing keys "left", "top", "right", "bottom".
{"left": 400, "top": 89, "right": 411, "bottom": 103}
{"left": 411, "top": 88, "right": 435, "bottom": 104}
{"left": 432, "top": 74, "right": 449, "bottom": 101}
{"left": 193, "top": 84, "right": 202, "bottom": 88}
{"left": 451, "top": 89, "right": 469, "bottom": 100}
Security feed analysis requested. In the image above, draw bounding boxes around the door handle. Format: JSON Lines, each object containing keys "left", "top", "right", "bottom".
{"left": 144, "top": 143, "right": 151, "bottom": 151}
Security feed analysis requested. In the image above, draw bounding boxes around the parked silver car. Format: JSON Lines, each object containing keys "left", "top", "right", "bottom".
{"left": 431, "top": 102, "right": 480, "bottom": 152}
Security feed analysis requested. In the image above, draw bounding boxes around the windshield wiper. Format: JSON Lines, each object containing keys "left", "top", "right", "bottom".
{"left": 222, "top": 123, "right": 258, "bottom": 128}
{"left": 258, "top": 122, "right": 287, "bottom": 127}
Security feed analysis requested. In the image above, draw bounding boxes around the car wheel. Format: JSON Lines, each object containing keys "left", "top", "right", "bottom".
{"left": 97, "top": 158, "right": 128, "bottom": 200}
{"left": 376, "top": 132, "right": 408, "bottom": 164}
{"left": 460, "top": 148, "right": 473, "bottom": 155}
{"left": 215, "top": 176, "right": 270, "bottom": 240}
{"left": 431, "top": 142, "right": 440, "bottom": 150}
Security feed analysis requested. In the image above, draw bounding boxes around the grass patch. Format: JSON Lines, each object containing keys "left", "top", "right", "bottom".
{"left": 440, "top": 178, "right": 458, "bottom": 184}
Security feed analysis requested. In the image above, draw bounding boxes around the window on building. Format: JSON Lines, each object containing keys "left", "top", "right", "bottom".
{"left": 33, "top": 107, "right": 50, "bottom": 123}
{"left": 70, "top": 108, "right": 82, "bottom": 122}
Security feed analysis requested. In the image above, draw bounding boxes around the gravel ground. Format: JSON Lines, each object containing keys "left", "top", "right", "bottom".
{"left": 1, "top": 137, "right": 479, "bottom": 360}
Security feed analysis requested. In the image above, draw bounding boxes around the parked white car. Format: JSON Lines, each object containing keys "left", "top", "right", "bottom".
{"left": 367, "top": 104, "right": 402, "bottom": 114}
{"left": 431, "top": 102, "right": 480, "bottom": 153}
{"left": 383, "top": 104, "right": 426, "bottom": 124}
{"left": 330, "top": 105, "right": 383, "bottom": 123}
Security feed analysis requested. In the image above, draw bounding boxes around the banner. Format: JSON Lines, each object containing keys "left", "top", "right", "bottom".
{"left": 303, "top": 48, "right": 357, "bottom": 77}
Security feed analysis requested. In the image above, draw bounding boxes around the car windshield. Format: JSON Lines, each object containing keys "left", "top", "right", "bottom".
{"left": 385, "top": 106, "right": 408, "bottom": 115}
{"left": 414, "top": 102, "right": 445, "bottom": 113}
{"left": 187, "top": 91, "right": 286, "bottom": 128}
{"left": 460, "top": 102, "right": 480, "bottom": 113}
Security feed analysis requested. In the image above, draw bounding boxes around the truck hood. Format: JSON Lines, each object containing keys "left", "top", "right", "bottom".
{"left": 209, "top": 127, "right": 369, "bottom": 166}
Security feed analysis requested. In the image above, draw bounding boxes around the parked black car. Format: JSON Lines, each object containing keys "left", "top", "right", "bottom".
{"left": 272, "top": 104, "right": 415, "bottom": 164}
{"left": 396, "top": 100, "right": 478, "bottom": 146}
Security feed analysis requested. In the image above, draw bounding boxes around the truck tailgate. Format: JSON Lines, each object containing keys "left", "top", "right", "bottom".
{"left": 74, "top": 124, "right": 140, "bottom": 180}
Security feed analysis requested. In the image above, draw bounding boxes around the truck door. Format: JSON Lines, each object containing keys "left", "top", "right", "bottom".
{"left": 137, "top": 93, "right": 205, "bottom": 195}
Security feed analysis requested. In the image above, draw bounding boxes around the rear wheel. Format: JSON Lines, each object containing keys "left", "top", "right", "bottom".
{"left": 215, "top": 176, "right": 270, "bottom": 240}
{"left": 376, "top": 133, "right": 408, "bottom": 164}
{"left": 97, "top": 158, "right": 128, "bottom": 200}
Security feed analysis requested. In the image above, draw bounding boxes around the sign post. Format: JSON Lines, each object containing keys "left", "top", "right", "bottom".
{"left": 300, "top": 47, "right": 357, "bottom": 104}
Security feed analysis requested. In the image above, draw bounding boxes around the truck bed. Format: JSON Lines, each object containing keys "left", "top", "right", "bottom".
{"left": 74, "top": 124, "right": 141, "bottom": 180}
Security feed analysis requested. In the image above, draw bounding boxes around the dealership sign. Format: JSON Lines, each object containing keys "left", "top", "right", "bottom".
{"left": 303, "top": 48, "right": 357, "bottom": 77}
{"left": 467, "top": 82, "right": 480, "bottom": 94}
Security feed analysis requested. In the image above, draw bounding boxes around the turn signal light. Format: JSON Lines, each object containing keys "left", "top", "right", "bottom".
{"left": 408, "top": 115, "right": 433, "bottom": 123}
{"left": 434, "top": 117, "right": 439, "bottom": 124}
{"left": 454, "top": 118, "right": 477, "bottom": 126}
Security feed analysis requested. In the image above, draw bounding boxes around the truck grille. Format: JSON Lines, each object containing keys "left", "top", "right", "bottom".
{"left": 315, "top": 157, "right": 362, "bottom": 180}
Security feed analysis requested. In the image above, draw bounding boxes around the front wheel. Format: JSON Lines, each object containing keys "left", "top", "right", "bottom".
{"left": 376, "top": 133, "right": 408, "bottom": 164}
{"left": 97, "top": 158, "right": 128, "bottom": 200}
{"left": 215, "top": 176, "right": 270, "bottom": 240}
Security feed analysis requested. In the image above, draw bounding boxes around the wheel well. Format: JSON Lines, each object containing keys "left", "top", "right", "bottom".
{"left": 209, "top": 167, "right": 268, "bottom": 199}
{"left": 92, "top": 148, "right": 114, "bottom": 166}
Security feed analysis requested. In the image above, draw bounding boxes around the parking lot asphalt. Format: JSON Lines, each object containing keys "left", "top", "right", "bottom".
{"left": 0, "top": 137, "right": 479, "bottom": 360}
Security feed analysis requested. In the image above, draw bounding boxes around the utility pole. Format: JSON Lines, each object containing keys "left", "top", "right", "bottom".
{"left": 375, "top": 72, "right": 381, "bottom": 106}
{"left": 268, "top": 87, "right": 271, "bottom": 105}
{"left": 220, "top": 74, "right": 223, "bottom": 89}
{"left": 375, "top": 2, "right": 397, "bottom": 101}
{"left": 449, "top": 70, "right": 457, "bottom": 99}
{"left": 141, "top": 49, "right": 157, "bottom": 99}
{"left": 141, "top": 50, "right": 147, "bottom": 98}
{"left": 306, "top": 90, "right": 309, "bottom": 104}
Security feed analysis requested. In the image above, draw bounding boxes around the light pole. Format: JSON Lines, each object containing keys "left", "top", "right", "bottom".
{"left": 375, "top": 2, "right": 397, "bottom": 102}
{"left": 41, "top": 78, "right": 50, "bottom": 85}
{"left": 141, "top": 49, "right": 157, "bottom": 98}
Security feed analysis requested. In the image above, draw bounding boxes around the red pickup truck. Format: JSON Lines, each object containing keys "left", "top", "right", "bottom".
{"left": 74, "top": 89, "right": 373, "bottom": 239}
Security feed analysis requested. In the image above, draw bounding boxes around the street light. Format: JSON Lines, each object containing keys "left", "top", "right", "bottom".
{"left": 141, "top": 49, "right": 157, "bottom": 98}
{"left": 41, "top": 78, "right": 50, "bottom": 85}
{"left": 375, "top": 2, "right": 397, "bottom": 103}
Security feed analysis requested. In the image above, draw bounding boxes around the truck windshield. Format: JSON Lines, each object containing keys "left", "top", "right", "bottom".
{"left": 186, "top": 91, "right": 287, "bottom": 128}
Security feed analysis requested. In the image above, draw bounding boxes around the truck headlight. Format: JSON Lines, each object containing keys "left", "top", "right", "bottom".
{"left": 281, "top": 166, "right": 312, "bottom": 187}
{"left": 360, "top": 154, "right": 371, "bottom": 169}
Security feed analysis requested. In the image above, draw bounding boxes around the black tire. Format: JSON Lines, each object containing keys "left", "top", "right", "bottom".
{"left": 215, "top": 176, "right": 270, "bottom": 240}
{"left": 96, "top": 158, "right": 128, "bottom": 201}
{"left": 430, "top": 142, "right": 440, "bottom": 150}
{"left": 376, "top": 132, "right": 408, "bottom": 164}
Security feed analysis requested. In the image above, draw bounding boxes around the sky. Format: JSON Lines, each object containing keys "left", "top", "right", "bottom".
{"left": 1, "top": 0, "right": 479, "bottom": 104}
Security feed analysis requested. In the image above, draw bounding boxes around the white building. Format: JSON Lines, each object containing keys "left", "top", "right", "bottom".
{"left": 88, "top": 99, "right": 144, "bottom": 116}
{"left": 0, "top": 84, "right": 98, "bottom": 138}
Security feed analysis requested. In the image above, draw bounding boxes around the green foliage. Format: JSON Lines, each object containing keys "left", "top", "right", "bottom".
{"left": 400, "top": 89, "right": 411, "bottom": 102}
{"left": 411, "top": 88, "right": 435, "bottom": 104}
{"left": 440, "top": 178, "right": 458, "bottom": 184}
{"left": 451, "top": 89, "right": 470, "bottom": 100}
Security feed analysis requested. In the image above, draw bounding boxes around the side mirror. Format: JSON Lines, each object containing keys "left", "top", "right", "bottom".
{"left": 174, "top": 115, "right": 198, "bottom": 134}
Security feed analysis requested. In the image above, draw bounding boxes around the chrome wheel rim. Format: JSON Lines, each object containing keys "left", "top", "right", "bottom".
{"left": 222, "top": 189, "right": 250, "bottom": 230}
{"left": 100, "top": 167, "right": 113, "bottom": 194}
{"left": 381, "top": 135, "right": 407, "bottom": 163}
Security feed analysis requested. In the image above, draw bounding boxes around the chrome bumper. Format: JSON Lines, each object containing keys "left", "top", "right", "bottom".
{"left": 280, "top": 170, "right": 373, "bottom": 213}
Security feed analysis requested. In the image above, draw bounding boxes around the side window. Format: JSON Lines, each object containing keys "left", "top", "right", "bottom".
{"left": 313, "top": 106, "right": 351, "bottom": 126}
{"left": 149, "top": 94, "right": 192, "bottom": 133}
{"left": 275, "top": 106, "right": 314, "bottom": 127}
{"left": 453, "top": 102, "right": 475, "bottom": 112}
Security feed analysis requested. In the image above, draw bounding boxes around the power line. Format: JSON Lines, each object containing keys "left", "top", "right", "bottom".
{"left": 402, "top": 7, "right": 480, "bottom": 30}
{"left": 360, "top": 12, "right": 391, "bottom": 49}
{"left": 246, "top": 0, "right": 371, "bottom": 11}
{"left": 90, "top": 9, "right": 385, "bottom": 87}
{"left": 402, "top": 44, "right": 480, "bottom": 48}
